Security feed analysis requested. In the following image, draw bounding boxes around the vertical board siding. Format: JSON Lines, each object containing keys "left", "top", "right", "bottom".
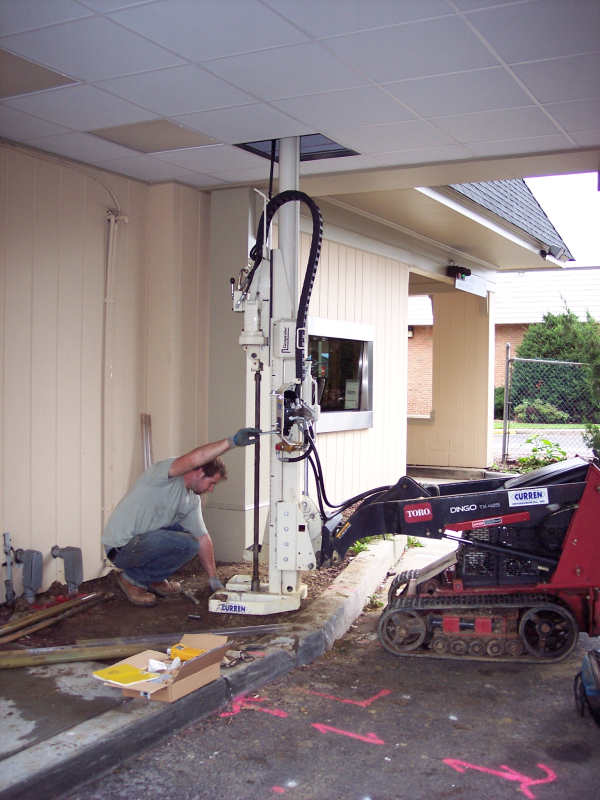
{"left": 407, "top": 291, "right": 493, "bottom": 468}
{"left": 0, "top": 146, "right": 151, "bottom": 595}
{"left": 304, "top": 231, "right": 409, "bottom": 503}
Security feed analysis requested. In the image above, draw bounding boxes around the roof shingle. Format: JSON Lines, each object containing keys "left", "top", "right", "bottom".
{"left": 448, "top": 179, "right": 573, "bottom": 259}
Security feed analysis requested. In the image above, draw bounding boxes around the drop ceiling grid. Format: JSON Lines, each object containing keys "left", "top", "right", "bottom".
{"left": 0, "top": 0, "right": 596, "bottom": 184}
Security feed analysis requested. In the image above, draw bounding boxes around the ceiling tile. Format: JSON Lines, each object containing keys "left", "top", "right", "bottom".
{"left": 469, "top": 134, "right": 573, "bottom": 156}
{"left": 384, "top": 67, "right": 533, "bottom": 117}
{"left": 452, "top": 0, "right": 518, "bottom": 9}
{"left": 0, "top": 104, "right": 73, "bottom": 140}
{"left": 263, "top": 0, "right": 451, "bottom": 37}
{"left": 0, "top": 16, "right": 185, "bottom": 82}
{"left": 152, "top": 144, "right": 267, "bottom": 172}
{"left": 373, "top": 144, "right": 473, "bottom": 165}
{"left": 544, "top": 98, "right": 600, "bottom": 133}
{"left": 0, "top": 0, "right": 92, "bottom": 35}
{"left": 90, "top": 119, "right": 217, "bottom": 152}
{"left": 512, "top": 53, "right": 600, "bottom": 104}
{"left": 91, "top": 154, "right": 201, "bottom": 181}
{"left": 0, "top": 50, "right": 77, "bottom": 99}
{"left": 95, "top": 65, "right": 255, "bottom": 117}
{"left": 78, "top": 0, "right": 154, "bottom": 10}
{"left": 299, "top": 154, "right": 382, "bottom": 174}
{"left": 323, "top": 16, "right": 497, "bottom": 83}
{"left": 431, "top": 106, "right": 562, "bottom": 143}
{"left": 174, "top": 104, "right": 313, "bottom": 145}
{"left": 24, "top": 131, "right": 138, "bottom": 162}
{"left": 570, "top": 130, "right": 600, "bottom": 146}
{"left": 466, "top": 0, "right": 600, "bottom": 64}
{"left": 178, "top": 173, "right": 227, "bottom": 188}
{"left": 4, "top": 84, "right": 158, "bottom": 130}
{"left": 204, "top": 43, "right": 369, "bottom": 102}
{"left": 271, "top": 87, "right": 416, "bottom": 130}
{"left": 203, "top": 166, "right": 272, "bottom": 183}
{"left": 326, "top": 120, "right": 454, "bottom": 154}
{"left": 109, "top": 0, "right": 308, "bottom": 61}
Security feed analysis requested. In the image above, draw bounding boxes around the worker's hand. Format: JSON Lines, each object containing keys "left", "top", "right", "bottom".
{"left": 228, "top": 427, "right": 261, "bottom": 448}
{"left": 209, "top": 576, "right": 224, "bottom": 592}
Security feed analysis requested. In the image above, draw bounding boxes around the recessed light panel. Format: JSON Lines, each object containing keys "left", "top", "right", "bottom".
{"left": 0, "top": 49, "right": 77, "bottom": 100}
{"left": 88, "top": 119, "right": 218, "bottom": 153}
{"left": 237, "top": 133, "right": 359, "bottom": 162}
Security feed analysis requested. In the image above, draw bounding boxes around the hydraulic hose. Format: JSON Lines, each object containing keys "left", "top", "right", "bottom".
{"left": 247, "top": 190, "right": 323, "bottom": 390}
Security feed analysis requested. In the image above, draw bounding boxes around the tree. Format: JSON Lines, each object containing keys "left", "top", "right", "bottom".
{"left": 510, "top": 307, "right": 600, "bottom": 424}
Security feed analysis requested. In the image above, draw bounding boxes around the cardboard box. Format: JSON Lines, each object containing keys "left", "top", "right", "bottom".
{"left": 107, "top": 634, "right": 231, "bottom": 703}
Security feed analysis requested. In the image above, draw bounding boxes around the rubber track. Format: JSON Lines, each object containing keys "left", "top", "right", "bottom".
{"left": 388, "top": 592, "right": 551, "bottom": 611}
{"left": 380, "top": 593, "right": 577, "bottom": 663}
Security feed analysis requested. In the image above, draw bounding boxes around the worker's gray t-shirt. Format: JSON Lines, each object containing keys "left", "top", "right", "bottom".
{"left": 101, "top": 457, "right": 208, "bottom": 549}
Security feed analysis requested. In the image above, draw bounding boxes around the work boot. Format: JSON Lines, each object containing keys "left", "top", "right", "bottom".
{"left": 149, "top": 579, "right": 182, "bottom": 597}
{"left": 117, "top": 574, "right": 157, "bottom": 607}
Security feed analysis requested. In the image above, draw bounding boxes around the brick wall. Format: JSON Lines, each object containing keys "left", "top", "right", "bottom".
{"left": 408, "top": 323, "right": 530, "bottom": 414}
{"left": 494, "top": 323, "right": 529, "bottom": 386}
{"left": 407, "top": 325, "right": 433, "bottom": 415}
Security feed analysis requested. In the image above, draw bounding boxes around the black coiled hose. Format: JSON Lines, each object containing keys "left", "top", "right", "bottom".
{"left": 246, "top": 190, "right": 323, "bottom": 390}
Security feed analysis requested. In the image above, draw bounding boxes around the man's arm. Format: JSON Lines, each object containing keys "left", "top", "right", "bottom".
{"left": 168, "top": 439, "right": 230, "bottom": 478}
{"left": 168, "top": 428, "right": 261, "bottom": 478}
{"left": 197, "top": 532, "right": 219, "bottom": 581}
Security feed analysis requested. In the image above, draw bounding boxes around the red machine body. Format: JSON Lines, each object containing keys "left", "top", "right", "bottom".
{"left": 327, "top": 457, "right": 600, "bottom": 661}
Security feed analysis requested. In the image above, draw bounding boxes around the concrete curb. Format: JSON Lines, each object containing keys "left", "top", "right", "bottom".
{"left": 0, "top": 537, "right": 404, "bottom": 800}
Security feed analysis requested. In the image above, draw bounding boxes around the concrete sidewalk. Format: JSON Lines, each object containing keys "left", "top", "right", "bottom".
{"left": 2, "top": 535, "right": 446, "bottom": 800}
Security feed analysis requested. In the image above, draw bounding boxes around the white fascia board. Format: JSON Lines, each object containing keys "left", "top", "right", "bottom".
{"left": 415, "top": 186, "right": 562, "bottom": 265}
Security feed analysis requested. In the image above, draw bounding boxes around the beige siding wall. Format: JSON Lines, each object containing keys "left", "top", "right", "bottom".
{"left": 407, "top": 291, "right": 494, "bottom": 468}
{"left": 303, "top": 233, "right": 409, "bottom": 500}
{"left": 0, "top": 144, "right": 210, "bottom": 598}
{"left": 146, "top": 183, "right": 211, "bottom": 462}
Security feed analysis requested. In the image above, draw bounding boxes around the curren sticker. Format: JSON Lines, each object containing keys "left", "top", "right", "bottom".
{"left": 404, "top": 503, "right": 433, "bottom": 523}
{"left": 216, "top": 602, "right": 248, "bottom": 614}
{"left": 508, "top": 488, "right": 549, "bottom": 507}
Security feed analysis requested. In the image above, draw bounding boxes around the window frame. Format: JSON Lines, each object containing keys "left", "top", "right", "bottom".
{"left": 307, "top": 316, "right": 374, "bottom": 433}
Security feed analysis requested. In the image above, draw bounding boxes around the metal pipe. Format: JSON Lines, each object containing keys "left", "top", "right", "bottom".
{"left": 3, "top": 532, "right": 15, "bottom": 607}
{"left": 0, "top": 622, "right": 293, "bottom": 669}
{"left": 502, "top": 342, "right": 511, "bottom": 462}
{"left": 252, "top": 367, "right": 262, "bottom": 592}
{"left": 0, "top": 593, "right": 100, "bottom": 636}
{"left": 278, "top": 137, "right": 299, "bottom": 310}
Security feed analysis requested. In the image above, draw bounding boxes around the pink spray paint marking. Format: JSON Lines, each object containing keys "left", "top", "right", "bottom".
{"left": 271, "top": 787, "right": 286, "bottom": 794}
{"left": 312, "top": 723, "right": 385, "bottom": 745}
{"left": 299, "top": 687, "right": 391, "bottom": 708}
{"left": 443, "top": 759, "right": 557, "bottom": 799}
{"left": 219, "top": 694, "right": 288, "bottom": 719}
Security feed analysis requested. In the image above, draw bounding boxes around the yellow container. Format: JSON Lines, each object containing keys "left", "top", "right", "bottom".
{"left": 168, "top": 643, "right": 206, "bottom": 662}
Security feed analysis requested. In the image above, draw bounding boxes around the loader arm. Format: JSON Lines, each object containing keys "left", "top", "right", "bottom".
{"left": 321, "top": 475, "right": 586, "bottom": 567}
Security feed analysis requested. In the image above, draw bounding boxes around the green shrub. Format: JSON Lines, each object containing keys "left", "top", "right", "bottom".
{"left": 494, "top": 386, "right": 505, "bottom": 420}
{"left": 517, "top": 434, "right": 567, "bottom": 472}
{"left": 513, "top": 398, "right": 569, "bottom": 424}
{"left": 510, "top": 308, "right": 600, "bottom": 424}
{"left": 583, "top": 423, "right": 600, "bottom": 462}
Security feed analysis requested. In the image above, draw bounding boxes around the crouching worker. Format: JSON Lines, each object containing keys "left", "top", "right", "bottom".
{"left": 101, "top": 428, "right": 260, "bottom": 607}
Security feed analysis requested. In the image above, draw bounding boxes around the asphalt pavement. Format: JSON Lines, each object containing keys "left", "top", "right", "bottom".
{"left": 0, "top": 537, "right": 408, "bottom": 800}
{"left": 60, "top": 571, "right": 600, "bottom": 800}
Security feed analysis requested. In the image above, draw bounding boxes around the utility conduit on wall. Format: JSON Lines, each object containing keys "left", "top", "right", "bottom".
{"left": 102, "top": 210, "right": 128, "bottom": 531}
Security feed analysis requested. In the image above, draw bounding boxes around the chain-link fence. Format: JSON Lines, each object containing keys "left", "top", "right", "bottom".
{"left": 499, "top": 348, "right": 599, "bottom": 462}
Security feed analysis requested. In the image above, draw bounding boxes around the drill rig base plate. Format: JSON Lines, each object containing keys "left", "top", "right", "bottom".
{"left": 208, "top": 575, "right": 308, "bottom": 615}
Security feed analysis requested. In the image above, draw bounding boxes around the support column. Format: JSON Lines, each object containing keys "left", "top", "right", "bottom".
{"left": 408, "top": 289, "right": 494, "bottom": 468}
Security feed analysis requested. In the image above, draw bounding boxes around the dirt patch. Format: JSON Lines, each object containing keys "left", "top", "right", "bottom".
{"left": 0, "top": 558, "right": 352, "bottom": 650}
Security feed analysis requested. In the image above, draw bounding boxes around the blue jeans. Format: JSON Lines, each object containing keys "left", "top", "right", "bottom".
{"left": 108, "top": 525, "right": 199, "bottom": 589}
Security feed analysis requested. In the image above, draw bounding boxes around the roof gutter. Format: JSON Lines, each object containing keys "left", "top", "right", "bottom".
{"left": 415, "top": 186, "right": 566, "bottom": 268}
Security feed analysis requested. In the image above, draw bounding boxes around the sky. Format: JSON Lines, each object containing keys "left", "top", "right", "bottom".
{"left": 525, "top": 172, "right": 600, "bottom": 267}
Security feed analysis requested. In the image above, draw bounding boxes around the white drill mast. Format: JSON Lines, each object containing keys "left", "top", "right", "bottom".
{"left": 209, "top": 137, "right": 322, "bottom": 615}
